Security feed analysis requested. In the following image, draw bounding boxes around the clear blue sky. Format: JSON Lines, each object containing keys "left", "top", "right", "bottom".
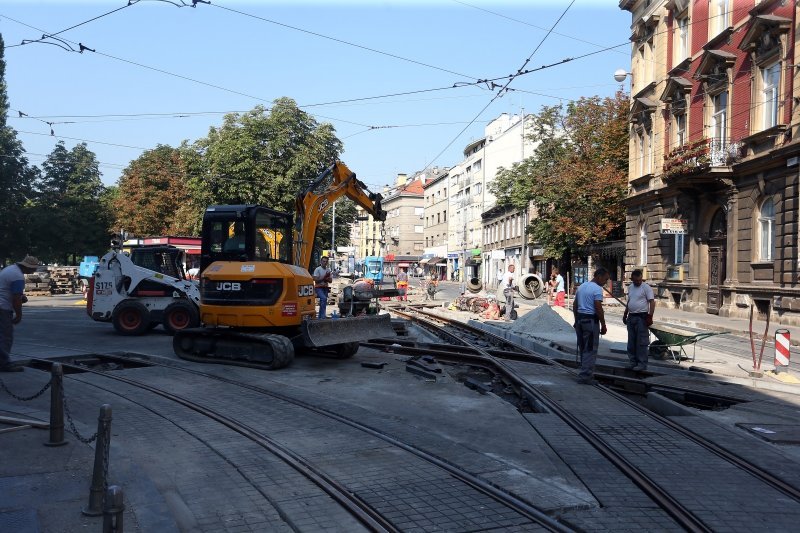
{"left": 1, "top": 0, "right": 631, "bottom": 191}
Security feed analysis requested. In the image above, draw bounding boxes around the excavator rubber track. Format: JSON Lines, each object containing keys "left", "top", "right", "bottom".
{"left": 173, "top": 329, "right": 295, "bottom": 370}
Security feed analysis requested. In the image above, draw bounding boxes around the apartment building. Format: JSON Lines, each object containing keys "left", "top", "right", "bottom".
{"left": 378, "top": 173, "right": 426, "bottom": 264}
{"left": 446, "top": 113, "right": 536, "bottom": 284}
{"left": 421, "top": 169, "right": 450, "bottom": 278}
{"left": 620, "top": 0, "right": 800, "bottom": 323}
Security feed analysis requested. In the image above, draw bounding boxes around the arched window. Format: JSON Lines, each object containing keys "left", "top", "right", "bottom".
{"left": 759, "top": 198, "right": 776, "bottom": 261}
{"left": 639, "top": 223, "right": 648, "bottom": 266}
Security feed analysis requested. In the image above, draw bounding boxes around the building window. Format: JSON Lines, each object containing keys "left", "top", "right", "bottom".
{"left": 710, "top": 0, "right": 729, "bottom": 37}
{"left": 674, "top": 111, "right": 686, "bottom": 148}
{"left": 639, "top": 223, "right": 648, "bottom": 266}
{"left": 673, "top": 233, "right": 685, "bottom": 265}
{"left": 711, "top": 91, "right": 728, "bottom": 143}
{"left": 760, "top": 63, "right": 780, "bottom": 130}
{"left": 674, "top": 14, "right": 689, "bottom": 64}
{"left": 759, "top": 198, "right": 775, "bottom": 261}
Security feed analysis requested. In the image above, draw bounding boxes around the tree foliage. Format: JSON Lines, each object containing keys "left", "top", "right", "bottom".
{"left": 188, "top": 98, "right": 351, "bottom": 250}
{"left": 113, "top": 145, "right": 196, "bottom": 236}
{"left": 192, "top": 98, "right": 343, "bottom": 211}
{"left": 29, "top": 142, "right": 111, "bottom": 264}
{"left": 490, "top": 91, "right": 629, "bottom": 257}
{"left": 0, "top": 34, "right": 38, "bottom": 265}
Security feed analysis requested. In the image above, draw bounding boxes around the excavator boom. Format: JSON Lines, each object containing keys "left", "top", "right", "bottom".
{"left": 294, "top": 161, "right": 385, "bottom": 270}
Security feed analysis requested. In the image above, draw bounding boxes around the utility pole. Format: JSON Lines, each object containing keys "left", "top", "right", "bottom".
{"left": 331, "top": 201, "right": 336, "bottom": 261}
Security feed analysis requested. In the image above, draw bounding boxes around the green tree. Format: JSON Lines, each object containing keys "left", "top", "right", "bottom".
{"left": 491, "top": 91, "right": 629, "bottom": 258}
{"left": 113, "top": 144, "right": 195, "bottom": 236}
{"left": 30, "top": 141, "right": 111, "bottom": 264}
{"left": 191, "top": 98, "right": 342, "bottom": 211}
{"left": 0, "top": 34, "right": 38, "bottom": 265}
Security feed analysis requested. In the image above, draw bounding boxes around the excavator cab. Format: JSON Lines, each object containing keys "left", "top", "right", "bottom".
{"left": 200, "top": 205, "right": 292, "bottom": 272}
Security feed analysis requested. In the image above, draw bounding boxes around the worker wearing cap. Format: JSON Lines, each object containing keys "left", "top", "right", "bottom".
{"left": 0, "top": 256, "right": 41, "bottom": 372}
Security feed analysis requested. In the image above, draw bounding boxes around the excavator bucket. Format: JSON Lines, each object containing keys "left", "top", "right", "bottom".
{"left": 301, "top": 313, "right": 395, "bottom": 348}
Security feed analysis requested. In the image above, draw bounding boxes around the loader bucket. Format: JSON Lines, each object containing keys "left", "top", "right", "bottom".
{"left": 301, "top": 313, "right": 395, "bottom": 348}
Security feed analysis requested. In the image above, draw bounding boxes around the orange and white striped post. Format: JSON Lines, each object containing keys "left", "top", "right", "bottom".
{"left": 775, "top": 329, "right": 791, "bottom": 374}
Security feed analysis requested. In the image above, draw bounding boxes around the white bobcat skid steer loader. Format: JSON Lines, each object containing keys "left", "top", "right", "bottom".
{"left": 87, "top": 246, "right": 200, "bottom": 335}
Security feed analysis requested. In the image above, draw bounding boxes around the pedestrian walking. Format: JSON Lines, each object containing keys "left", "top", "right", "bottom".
{"left": 0, "top": 256, "right": 41, "bottom": 372}
{"left": 313, "top": 256, "right": 332, "bottom": 319}
{"left": 396, "top": 267, "right": 409, "bottom": 301}
{"left": 501, "top": 264, "right": 516, "bottom": 322}
{"left": 622, "top": 269, "right": 655, "bottom": 371}
{"left": 572, "top": 267, "right": 610, "bottom": 384}
{"left": 552, "top": 266, "right": 566, "bottom": 307}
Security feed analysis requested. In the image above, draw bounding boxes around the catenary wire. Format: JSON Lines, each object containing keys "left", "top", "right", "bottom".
{"left": 422, "top": 0, "right": 576, "bottom": 170}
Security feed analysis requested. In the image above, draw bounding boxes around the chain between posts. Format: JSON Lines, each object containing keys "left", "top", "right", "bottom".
{"left": 0, "top": 376, "right": 52, "bottom": 402}
{"left": 63, "top": 392, "right": 98, "bottom": 444}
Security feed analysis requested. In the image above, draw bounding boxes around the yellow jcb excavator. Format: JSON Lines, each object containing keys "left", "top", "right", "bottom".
{"left": 173, "top": 161, "right": 395, "bottom": 369}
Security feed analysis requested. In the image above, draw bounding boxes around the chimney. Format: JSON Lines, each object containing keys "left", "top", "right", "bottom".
{"left": 396, "top": 173, "right": 408, "bottom": 186}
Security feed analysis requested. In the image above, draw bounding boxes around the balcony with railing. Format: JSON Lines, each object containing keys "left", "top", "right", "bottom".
{"left": 662, "top": 138, "right": 743, "bottom": 180}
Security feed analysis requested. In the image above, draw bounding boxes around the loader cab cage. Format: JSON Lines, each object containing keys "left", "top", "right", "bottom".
{"left": 200, "top": 205, "right": 293, "bottom": 272}
{"left": 129, "top": 245, "right": 187, "bottom": 280}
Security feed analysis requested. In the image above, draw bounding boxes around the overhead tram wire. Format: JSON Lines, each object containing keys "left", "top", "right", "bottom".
{"left": 422, "top": 0, "right": 576, "bottom": 170}
{"left": 452, "top": 0, "right": 628, "bottom": 57}
{"left": 0, "top": 12, "right": 632, "bottom": 126}
{"left": 204, "top": 2, "right": 479, "bottom": 81}
{"left": 5, "top": 1, "right": 136, "bottom": 49}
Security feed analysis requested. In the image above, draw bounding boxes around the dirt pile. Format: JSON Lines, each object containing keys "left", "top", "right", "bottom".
{"left": 511, "top": 304, "right": 573, "bottom": 336}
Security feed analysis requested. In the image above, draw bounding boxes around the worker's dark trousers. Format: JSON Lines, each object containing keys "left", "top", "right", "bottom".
{"left": 575, "top": 316, "right": 599, "bottom": 379}
{"left": 0, "top": 310, "right": 14, "bottom": 366}
{"left": 626, "top": 314, "right": 649, "bottom": 368}
{"left": 504, "top": 290, "right": 514, "bottom": 319}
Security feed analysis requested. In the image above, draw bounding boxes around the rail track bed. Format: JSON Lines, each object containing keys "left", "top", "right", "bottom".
{"left": 4, "top": 300, "right": 800, "bottom": 531}
{"left": 387, "top": 305, "right": 800, "bottom": 531}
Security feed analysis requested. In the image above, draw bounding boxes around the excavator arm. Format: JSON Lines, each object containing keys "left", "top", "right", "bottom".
{"left": 294, "top": 161, "right": 385, "bottom": 270}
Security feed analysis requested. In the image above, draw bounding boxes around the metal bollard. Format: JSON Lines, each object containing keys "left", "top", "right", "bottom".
{"left": 82, "top": 404, "right": 112, "bottom": 516}
{"left": 102, "top": 485, "right": 125, "bottom": 533}
{"left": 44, "top": 363, "right": 67, "bottom": 447}
{"left": 775, "top": 329, "right": 791, "bottom": 373}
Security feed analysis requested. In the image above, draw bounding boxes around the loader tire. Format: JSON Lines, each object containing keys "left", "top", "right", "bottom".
{"left": 112, "top": 300, "right": 150, "bottom": 336}
{"left": 163, "top": 300, "right": 200, "bottom": 335}
{"left": 330, "top": 341, "right": 360, "bottom": 359}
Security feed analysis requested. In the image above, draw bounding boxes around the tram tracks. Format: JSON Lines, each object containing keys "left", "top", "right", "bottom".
{"left": 31, "top": 355, "right": 572, "bottom": 533}
{"left": 390, "top": 305, "right": 800, "bottom": 532}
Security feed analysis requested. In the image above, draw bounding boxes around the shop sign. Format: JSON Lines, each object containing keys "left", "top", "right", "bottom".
{"left": 660, "top": 218, "right": 688, "bottom": 234}
{"left": 447, "top": 253, "right": 459, "bottom": 258}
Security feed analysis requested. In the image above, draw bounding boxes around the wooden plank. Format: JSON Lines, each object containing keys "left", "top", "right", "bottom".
{"left": 0, "top": 424, "right": 32, "bottom": 434}
{"left": 0, "top": 415, "right": 49, "bottom": 429}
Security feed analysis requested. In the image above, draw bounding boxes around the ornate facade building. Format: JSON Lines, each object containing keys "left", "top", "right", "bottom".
{"left": 620, "top": 0, "right": 800, "bottom": 323}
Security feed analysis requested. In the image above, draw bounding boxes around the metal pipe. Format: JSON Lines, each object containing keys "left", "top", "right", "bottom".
{"left": 83, "top": 404, "right": 112, "bottom": 516}
{"left": 44, "top": 363, "right": 66, "bottom": 447}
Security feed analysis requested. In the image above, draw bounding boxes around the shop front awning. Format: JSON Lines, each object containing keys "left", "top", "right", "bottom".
{"left": 419, "top": 257, "right": 442, "bottom": 265}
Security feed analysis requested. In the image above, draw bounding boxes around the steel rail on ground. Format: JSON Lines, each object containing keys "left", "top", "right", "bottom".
{"left": 394, "top": 307, "right": 800, "bottom": 510}
{"left": 393, "top": 307, "right": 719, "bottom": 532}
{"left": 31, "top": 358, "right": 399, "bottom": 533}
{"left": 31, "top": 356, "right": 573, "bottom": 533}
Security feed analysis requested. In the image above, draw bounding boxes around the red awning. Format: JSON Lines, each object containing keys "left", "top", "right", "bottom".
{"left": 397, "top": 262, "right": 410, "bottom": 267}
